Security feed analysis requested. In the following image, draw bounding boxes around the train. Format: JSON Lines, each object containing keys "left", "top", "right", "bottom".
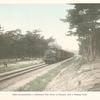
{"left": 43, "top": 48, "right": 74, "bottom": 64}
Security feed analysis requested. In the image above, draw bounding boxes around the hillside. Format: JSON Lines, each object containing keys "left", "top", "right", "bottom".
{"left": 45, "top": 59, "right": 100, "bottom": 91}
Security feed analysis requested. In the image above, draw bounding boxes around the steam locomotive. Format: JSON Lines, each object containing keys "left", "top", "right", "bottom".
{"left": 43, "top": 48, "right": 74, "bottom": 64}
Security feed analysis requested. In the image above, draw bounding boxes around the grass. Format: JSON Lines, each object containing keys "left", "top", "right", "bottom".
{"left": 18, "top": 57, "right": 79, "bottom": 91}
{"left": 0, "top": 60, "right": 40, "bottom": 73}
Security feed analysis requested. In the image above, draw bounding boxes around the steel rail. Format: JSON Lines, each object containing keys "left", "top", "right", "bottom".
{"left": 0, "top": 63, "right": 47, "bottom": 82}
{"left": 0, "top": 56, "right": 77, "bottom": 82}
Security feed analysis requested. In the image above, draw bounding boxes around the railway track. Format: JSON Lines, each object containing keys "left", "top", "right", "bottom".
{"left": 0, "top": 62, "right": 48, "bottom": 82}
{"left": 0, "top": 56, "right": 77, "bottom": 84}
{"left": 0, "top": 56, "right": 80, "bottom": 91}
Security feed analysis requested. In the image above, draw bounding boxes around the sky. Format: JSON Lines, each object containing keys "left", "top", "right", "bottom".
{"left": 0, "top": 4, "right": 79, "bottom": 51}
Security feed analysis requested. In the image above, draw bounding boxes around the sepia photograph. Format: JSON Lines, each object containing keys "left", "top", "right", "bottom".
{"left": 0, "top": 2, "right": 100, "bottom": 93}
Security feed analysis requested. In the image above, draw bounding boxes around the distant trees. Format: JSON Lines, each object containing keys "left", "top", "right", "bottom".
{"left": 62, "top": 4, "right": 100, "bottom": 61}
{"left": 0, "top": 27, "right": 55, "bottom": 59}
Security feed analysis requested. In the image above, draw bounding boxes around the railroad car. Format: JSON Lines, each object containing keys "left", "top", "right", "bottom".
{"left": 43, "top": 48, "right": 74, "bottom": 64}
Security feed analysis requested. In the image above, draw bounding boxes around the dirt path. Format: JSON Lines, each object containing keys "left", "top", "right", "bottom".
{"left": 45, "top": 60, "right": 100, "bottom": 91}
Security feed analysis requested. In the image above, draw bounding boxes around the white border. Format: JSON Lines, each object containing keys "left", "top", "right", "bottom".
{"left": 0, "top": 0, "right": 100, "bottom": 100}
{"left": 0, "top": 0, "right": 99, "bottom": 4}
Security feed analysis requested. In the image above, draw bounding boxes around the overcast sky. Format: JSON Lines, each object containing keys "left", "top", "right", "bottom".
{"left": 0, "top": 4, "right": 79, "bottom": 51}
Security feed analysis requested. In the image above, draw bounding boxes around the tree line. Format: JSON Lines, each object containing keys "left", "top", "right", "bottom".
{"left": 62, "top": 4, "right": 100, "bottom": 61}
{"left": 0, "top": 27, "right": 55, "bottom": 59}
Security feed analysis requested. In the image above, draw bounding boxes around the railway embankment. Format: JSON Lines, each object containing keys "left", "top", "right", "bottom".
{"left": 0, "top": 56, "right": 83, "bottom": 91}
{"left": 1, "top": 56, "right": 75, "bottom": 91}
